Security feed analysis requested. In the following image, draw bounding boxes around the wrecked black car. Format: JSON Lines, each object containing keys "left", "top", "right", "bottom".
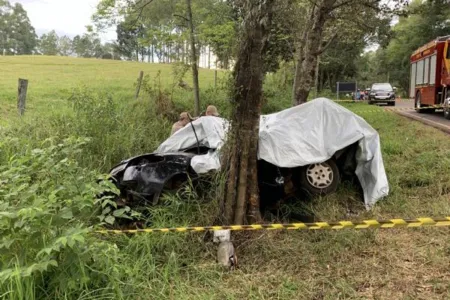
{"left": 107, "top": 142, "right": 358, "bottom": 211}
{"left": 107, "top": 98, "right": 389, "bottom": 212}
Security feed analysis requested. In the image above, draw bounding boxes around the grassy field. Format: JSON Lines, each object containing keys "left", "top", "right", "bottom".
{"left": 0, "top": 56, "right": 224, "bottom": 125}
{"left": 1, "top": 56, "right": 450, "bottom": 299}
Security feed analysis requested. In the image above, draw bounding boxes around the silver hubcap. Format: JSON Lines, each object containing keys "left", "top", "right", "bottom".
{"left": 416, "top": 96, "right": 421, "bottom": 108}
{"left": 306, "top": 163, "right": 333, "bottom": 189}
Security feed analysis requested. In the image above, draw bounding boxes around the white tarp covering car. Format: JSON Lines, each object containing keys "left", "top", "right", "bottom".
{"left": 156, "top": 98, "right": 389, "bottom": 208}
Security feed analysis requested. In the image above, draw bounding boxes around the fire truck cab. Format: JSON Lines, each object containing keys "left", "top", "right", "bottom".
{"left": 410, "top": 35, "right": 450, "bottom": 118}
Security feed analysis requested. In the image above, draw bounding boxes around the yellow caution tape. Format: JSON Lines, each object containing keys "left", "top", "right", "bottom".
{"left": 333, "top": 100, "right": 413, "bottom": 103}
{"left": 94, "top": 217, "right": 450, "bottom": 234}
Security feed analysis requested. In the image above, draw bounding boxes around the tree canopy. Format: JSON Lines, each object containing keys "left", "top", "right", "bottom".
{"left": 0, "top": 0, "right": 37, "bottom": 55}
{"left": 361, "top": 0, "right": 450, "bottom": 94}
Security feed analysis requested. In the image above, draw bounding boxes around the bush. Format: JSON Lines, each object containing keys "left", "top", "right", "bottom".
{"left": 0, "top": 137, "right": 123, "bottom": 299}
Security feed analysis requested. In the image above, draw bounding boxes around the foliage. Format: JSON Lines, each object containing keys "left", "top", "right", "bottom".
{"left": 57, "top": 35, "right": 73, "bottom": 56}
{"left": 115, "top": 20, "right": 145, "bottom": 60}
{"left": 0, "top": 136, "right": 123, "bottom": 299}
{"left": 366, "top": 0, "right": 450, "bottom": 94}
{"left": 38, "top": 30, "right": 59, "bottom": 56}
{"left": 72, "top": 32, "right": 107, "bottom": 58}
{"left": 195, "top": 0, "right": 238, "bottom": 69}
{"left": 94, "top": 0, "right": 238, "bottom": 67}
{"left": 0, "top": 0, "right": 37, "bottom": 55}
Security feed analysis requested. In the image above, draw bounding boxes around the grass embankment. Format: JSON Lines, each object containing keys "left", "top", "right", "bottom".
{"left": 0, "top": 56, "right": 223, "bottom": 125}
{"left": 0, "top": 56, "right": 449, "bottom": 299}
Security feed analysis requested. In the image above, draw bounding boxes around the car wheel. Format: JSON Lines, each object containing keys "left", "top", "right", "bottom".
{"left": 388, "top": 101, "right": 395, "bottom": 106}
{"left": 444, "top": 107, "right": 450, "bottom": 120}
{"left": 298, "top": 159, "right": 340, "bottom": 196}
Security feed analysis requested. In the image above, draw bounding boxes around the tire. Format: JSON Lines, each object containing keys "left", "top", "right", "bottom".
{"left": 444, "top": 108, "right": 450, "bottom": 120}
{"left": 298, "top": 159, "right": 340, "bottom": 196}
{"left": 388, "top": 101, "right": 395, "bottom": 106}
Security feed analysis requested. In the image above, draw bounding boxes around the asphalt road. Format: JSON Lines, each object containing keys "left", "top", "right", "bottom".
{"left": 383, "top": 99, "right": 450, "bottom": 133}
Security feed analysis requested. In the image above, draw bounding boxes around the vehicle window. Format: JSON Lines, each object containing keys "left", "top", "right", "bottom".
{"left": 371, "top": 83, "right": 393, "bottom": 91}
{"left": 430, "top": 55, "right": 437, "bottom": 85}
{"left": 416, "top": 59, "right": 424, "bottom": 84}
{"left": 424, "top": 57, "right": 429, "bottom": 84}
{"left": 410, "top": 63, "right": 417, "bottom": 98}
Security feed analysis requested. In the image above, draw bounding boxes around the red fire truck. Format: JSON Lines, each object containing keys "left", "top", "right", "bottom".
{"left": 410, "top": 35, "right": 450, "bottom": 118}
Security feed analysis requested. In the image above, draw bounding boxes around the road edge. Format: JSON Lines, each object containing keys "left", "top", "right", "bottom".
{"left": 394, "top": 110, "right": 450, "bottom": 134}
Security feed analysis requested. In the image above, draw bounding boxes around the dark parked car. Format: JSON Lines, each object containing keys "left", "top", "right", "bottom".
{"left": 368, "top": 83, "right": 396, "bottom": 106}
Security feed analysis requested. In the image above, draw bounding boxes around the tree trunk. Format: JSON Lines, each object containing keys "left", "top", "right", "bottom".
{"left": 313, "top": 55, "right": 320, "bottom": 98}
{"left": 292, "top": 0, "right": 334, "bottom": 105}
{"left": 221, "top": 0, "right": 273, "bottom": 225}
{"left": 151, "top": 44, "right": 154, "bottom": 63}
{"left": 183, "top": 40, "right": 186, "bottom": 64}
{"left": 208, "top": 46, "right": 211, "bottom": 69}
{"left": 186, "top": 0, "right": 201, "bottom": 116}
{"left": 291, "top": 4, "right": 313, "bottom": 106}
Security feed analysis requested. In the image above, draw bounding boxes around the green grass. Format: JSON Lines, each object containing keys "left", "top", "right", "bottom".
{"left": 0, "top": 56, "right": 225, "bottom": 125}
{"left": 1, "top": 56, "right": 450, "bottom": 299}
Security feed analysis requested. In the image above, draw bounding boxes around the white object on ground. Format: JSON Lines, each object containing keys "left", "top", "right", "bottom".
{"left": 213, "top": 229, "right": 231, "bottom": 243}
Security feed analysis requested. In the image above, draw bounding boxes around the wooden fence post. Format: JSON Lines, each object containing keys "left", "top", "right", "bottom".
{"left": 135, "top": 71, "right": 144, "bottom": 100}
{"left": 17, "top": 78, "right": 28, "bottom": 116}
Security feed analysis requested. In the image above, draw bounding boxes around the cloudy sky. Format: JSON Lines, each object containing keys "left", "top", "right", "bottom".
{"left": 11, "top": 0, "right": 116, "bottom": 42}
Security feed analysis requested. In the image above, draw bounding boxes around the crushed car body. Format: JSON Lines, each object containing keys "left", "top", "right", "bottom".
{"left": 109, "top": 98, "right": 389, "bottom": 210}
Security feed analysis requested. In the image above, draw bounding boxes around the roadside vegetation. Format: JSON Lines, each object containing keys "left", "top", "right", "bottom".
{"left": 1, "top": 56, "right": 450, "bottom": 299}
{"left": 2, "top": 0, "right": 450, "bottom": 298}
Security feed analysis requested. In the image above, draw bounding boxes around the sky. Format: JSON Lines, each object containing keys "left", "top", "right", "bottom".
{"left": 10, "top": 0, "right": 404, "bottom": 51}
{"left": 11, "top": 0, "right": 116, "bottom": 42}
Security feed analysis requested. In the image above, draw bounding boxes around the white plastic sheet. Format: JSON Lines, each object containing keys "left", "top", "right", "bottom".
{"left": 156, "top": 98, "right": 389, "bottom": 208}
{"left": 156, "top": 116, "right": 230, "bottom": 173}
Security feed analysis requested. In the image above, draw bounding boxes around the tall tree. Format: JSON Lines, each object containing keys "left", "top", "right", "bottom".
{"left": 367, "top": 0, "right": 450, "bottom": 94}
{"left": 58, "top": 35, "right": 73, "bottom": 56}
{"left": 185, "top": 0, "right": 201, "bottom": 116}
{"left": 116, "top": 21, "right": 140, "bottom": 60}
{"left": 290, "top": 0, "right": 406, "bottom": 105}
{"left": 221, "top": 0, "right": 273, "bottom": 224}
{"left": 39, "top": 30, "right": 59, "bottom": 55}
{"left": 72, "top": 32, "right": 105, "bottom": 58}
{"left": 195, "top": 0, "right": 238, "bottom": 69}
{"left": 0, "top": 1, "right": 37, "bottom": 54}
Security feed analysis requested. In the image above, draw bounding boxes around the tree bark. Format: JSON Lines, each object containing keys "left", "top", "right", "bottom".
{"left": 208, "top": 46, "right": 211, "bottom": 69}
{"left": 292, "top": 0, "right": 335, "bottom": 105}
{"left": 221, "top": 0, "right": 273, "bottom": 225}
{"left": 291, "top": 5, "right": 313, "bottom": 106}
{"left": 186, "top": 0, "right": 201, "bottom": 116}
{"left": 313, "top": 54, "right": 320, "bottom": 98}
{"left": 151, "top": 44, "right": 154, "bottom": 63}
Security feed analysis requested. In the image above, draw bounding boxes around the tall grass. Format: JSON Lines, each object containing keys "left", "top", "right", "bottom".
{"left": 1, "top": 56, "right": 450, "bottom": 299}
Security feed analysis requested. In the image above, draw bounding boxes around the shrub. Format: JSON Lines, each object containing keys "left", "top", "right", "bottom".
{"left": 0, "top": 137, "right": 122, "bottom": 299}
